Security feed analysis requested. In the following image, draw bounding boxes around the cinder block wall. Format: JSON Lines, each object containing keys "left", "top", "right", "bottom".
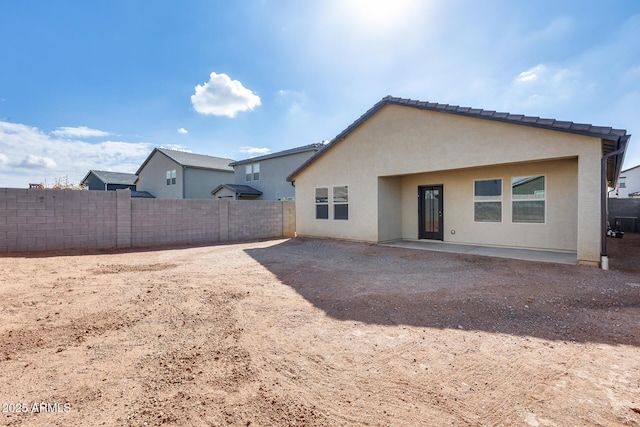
{"left": 608, "top": 198, "right": 640, "bottom": 233}
{"left": 0, "top": 188, "right": 118, "bottom": 252}
{"left": 131, "top": 198, "right": 222, "bottom": 247}
{"left": 0, "top": 189, "right": 296, "bottom": 253}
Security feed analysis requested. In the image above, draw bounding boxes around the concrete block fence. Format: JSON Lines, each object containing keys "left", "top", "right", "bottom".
{"left": 0, "top": 188, "right": 295, "bottom": 253}
{"left": 608, "top": 198, "right": 640, "bottom": 233}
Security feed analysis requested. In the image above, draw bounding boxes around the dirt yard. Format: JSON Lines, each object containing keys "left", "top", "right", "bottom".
{"left": 1, "top": 235, "right": 639, "bottom": 426}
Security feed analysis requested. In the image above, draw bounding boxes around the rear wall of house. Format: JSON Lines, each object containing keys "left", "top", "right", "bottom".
{"left": 293, "top": 104, "right": 603, "bottom": 264}
{"left": 398, "top": 158, "right": 579, "bottom": 251}
{"left": 233, "top": 151, "right": 317, "bottom": 200}
{"left": 136, "top": 153, "right": 183, "bottom": 199}
{"left": 184, "top": 168, "right": 233, "bottom": 199}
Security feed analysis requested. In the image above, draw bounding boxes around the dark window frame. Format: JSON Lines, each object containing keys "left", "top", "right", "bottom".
{"left": 511, "top": 175, "right": 546, "bottom": 224}
{"left": 315, "top": 187, "right": 329, "bottom": 220}
{"left": 474, "top": 178, "right": 502, "bottom": 223}
{"left": 333, "top": 185, "right": 349, "bottom": 220}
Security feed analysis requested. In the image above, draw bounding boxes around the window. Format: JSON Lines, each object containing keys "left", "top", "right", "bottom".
{"left": 619, "top": 177, "right": 626, "bottom": 188}
{"left": 512, "top": 176, "right": 545, "bottom": 223}
{"left": 245, "top": 164, "right": 260, "bottom": 181}
{"left": 166, "top": 170, "right": 176, "bottom": 185}
{"left": 333, "top": 186, "right": 349, "bottom": 220}
{"left": 315, "top": 188, "right": 329, "bottom": 219}
{"left": 474, "top": 179, "right": 502, "bottom": 222}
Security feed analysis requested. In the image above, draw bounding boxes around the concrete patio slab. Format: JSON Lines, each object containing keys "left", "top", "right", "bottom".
{"left": 381, "top": 239, "right": 578, "bottom": 265}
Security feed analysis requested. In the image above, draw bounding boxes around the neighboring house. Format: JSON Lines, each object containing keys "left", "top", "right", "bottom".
{"left": 611, "top": 165, "right": 640, "bottom": 198}
{"left": 81, "top": 170, "right": 137, "bottom": 191}
{"left": 211, "top": 184, "right": 263, "bottom": 199}
{"left": 287, "top": 96, "right": 631, "bottom": 266}
{"left": 212, "top": 143, "right": 323, "bottom": 200}
{"left": 136, "top": 148, "right": 235, "bottom": 199}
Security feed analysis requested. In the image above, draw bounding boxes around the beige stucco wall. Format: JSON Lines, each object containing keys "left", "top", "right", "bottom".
{"left": 398, "top": 159, "right": 578, "bottom": 251}
{"left": 293, "top": 104, "right": 604, "bottom": 264}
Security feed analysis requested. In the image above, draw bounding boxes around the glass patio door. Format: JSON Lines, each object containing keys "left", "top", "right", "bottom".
{"left": 418, "top": 185, "right": 443, "bottom": 240}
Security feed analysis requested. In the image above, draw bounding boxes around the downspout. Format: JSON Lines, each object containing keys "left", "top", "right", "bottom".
{"left": 600, "top": 140, "right": 627, "bottom": 270}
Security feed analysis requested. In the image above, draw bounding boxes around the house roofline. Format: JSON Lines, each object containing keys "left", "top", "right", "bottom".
{"left": 211, "top": 183, "right": 262, "bottom": 196}
{"left": 287, "top": 95, "right": 631, "bottom": 182}
{"left": 80, "top": 169, "right": 137, "bottom": 186}
{"left": 230, "top": 142, "right": 324, "bottom": 167}
{"left": 135, "top": 148, "right": 234, "bottom": 175}
{"left": 621, "top": 163, "right": 640, "bottom": 174}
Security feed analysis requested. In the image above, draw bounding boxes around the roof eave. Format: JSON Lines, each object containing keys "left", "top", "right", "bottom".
{"left": 287, "top": 95, "right": 630, "bottom": 181}
{"left": 135, "top": 148, "right": 164, "bottom": 175}
{"left": 80, "top": 170, "right": 94, "bottom": 185}
{"left": 287, "top": 98, "right": 391, "bottom": 181}
{"left": 231, "top": 144, "right": 323, "bottom": 167}
{"left": 611, "top": 134, "right": 631, "bottom": 184}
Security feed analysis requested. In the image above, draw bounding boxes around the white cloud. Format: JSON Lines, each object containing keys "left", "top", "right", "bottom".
{"left": 177, "top": 128, "right": 188, "bottom": 134}
{"left": 17, "top": 154, "right": 57, "bottom": 169}
{"left": 160, "top": 144, "right": 192, "bottom": 152}
{"left": 516, "top": 64, "right": 546, "bottom": 83}
{"left": 505, "top": 63, "right": 590, "bottom": 115}
{"left": 191, "top": 72, "right": 261, "bottom": 118}
{"left": 51, "top": 126, "right": 110, "bottom": 138}
{"left": 239, "top": 146, "right": 271, "bottom": 156}
{"left": 0, "top": 120, "right": 151, "bottom": 189}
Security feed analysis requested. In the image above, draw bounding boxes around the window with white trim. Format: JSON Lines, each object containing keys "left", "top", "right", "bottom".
{"left": 474, "top": 179, "right": 502, "bottom": 222}
{"left": 166, "top": 169, "right": 176, "bottom": 185}
{"left": 619, "top": 177, "right": 626, "bottom": 188}
{"left": 245, "top": 164, "right": 260, "bottom": 181}
{"left": 512, "top": 176, "right": 545, "bottom": 223}
{"left": 315, "top": 187, "right": 328, "bottom": 219}
{"left": 333, "top": 185, "right": 349, "bottom": 220}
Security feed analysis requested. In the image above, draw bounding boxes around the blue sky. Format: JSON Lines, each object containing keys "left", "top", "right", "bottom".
{"left": 1, "top": 0, "right": 639, "bottom": 188}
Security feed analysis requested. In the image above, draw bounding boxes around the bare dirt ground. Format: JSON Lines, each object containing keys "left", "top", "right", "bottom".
{"left": 1, "top": 235, "right": 639, "bottom": 426}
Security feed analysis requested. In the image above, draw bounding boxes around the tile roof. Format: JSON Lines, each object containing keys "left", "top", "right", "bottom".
{"left": 230, "top": 142, "right": 324, "bottom": 166}
{"left": 211, "top": 184, "right": 262, "bottom": 196}
{"left": 81, "top": 170, "right": 137, "bottom": 185}
{"left": 287, "top": 95, "right": 631, "bottom": 182}
{"left": 359, "top": 96, "right": 629, "bottom": 142}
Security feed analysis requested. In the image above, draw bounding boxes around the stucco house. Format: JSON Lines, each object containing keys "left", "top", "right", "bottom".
{"left": 81, "top": 170, "right": 137, "bottom": 191}
{"left": 612, "top": 165, "right": 640, "bottom": 198}
{"left": 212, "top": 143, "right": 323, "bottom": 200}
{"left": 136, "top": 148, "right": 235, "bottom": 199}
{"left": 287, "top": 96, "right": 631, "bottom": 266}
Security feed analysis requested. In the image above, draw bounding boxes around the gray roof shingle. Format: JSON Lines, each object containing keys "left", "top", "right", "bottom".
{"left": 211, "top": 183, "right": 262, "bottom": 196}
{"left": 229, "top": 143, "right": 324, "bottom": 167}
{"left": 135, "top": 148, "right": 235, "bottom": 175}
{"left": 130, "top": 190, "right": 155, "bottom": 198}
{"left": 157, "top": 148, "right": 235, "bottom": 171}
{"left": 82, "top": 170, "right": 137, "bottom": 185}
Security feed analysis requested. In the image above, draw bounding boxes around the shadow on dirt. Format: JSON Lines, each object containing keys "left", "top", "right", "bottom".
{"left": 245, "top": 235, "right": 640, "bottom": 346}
